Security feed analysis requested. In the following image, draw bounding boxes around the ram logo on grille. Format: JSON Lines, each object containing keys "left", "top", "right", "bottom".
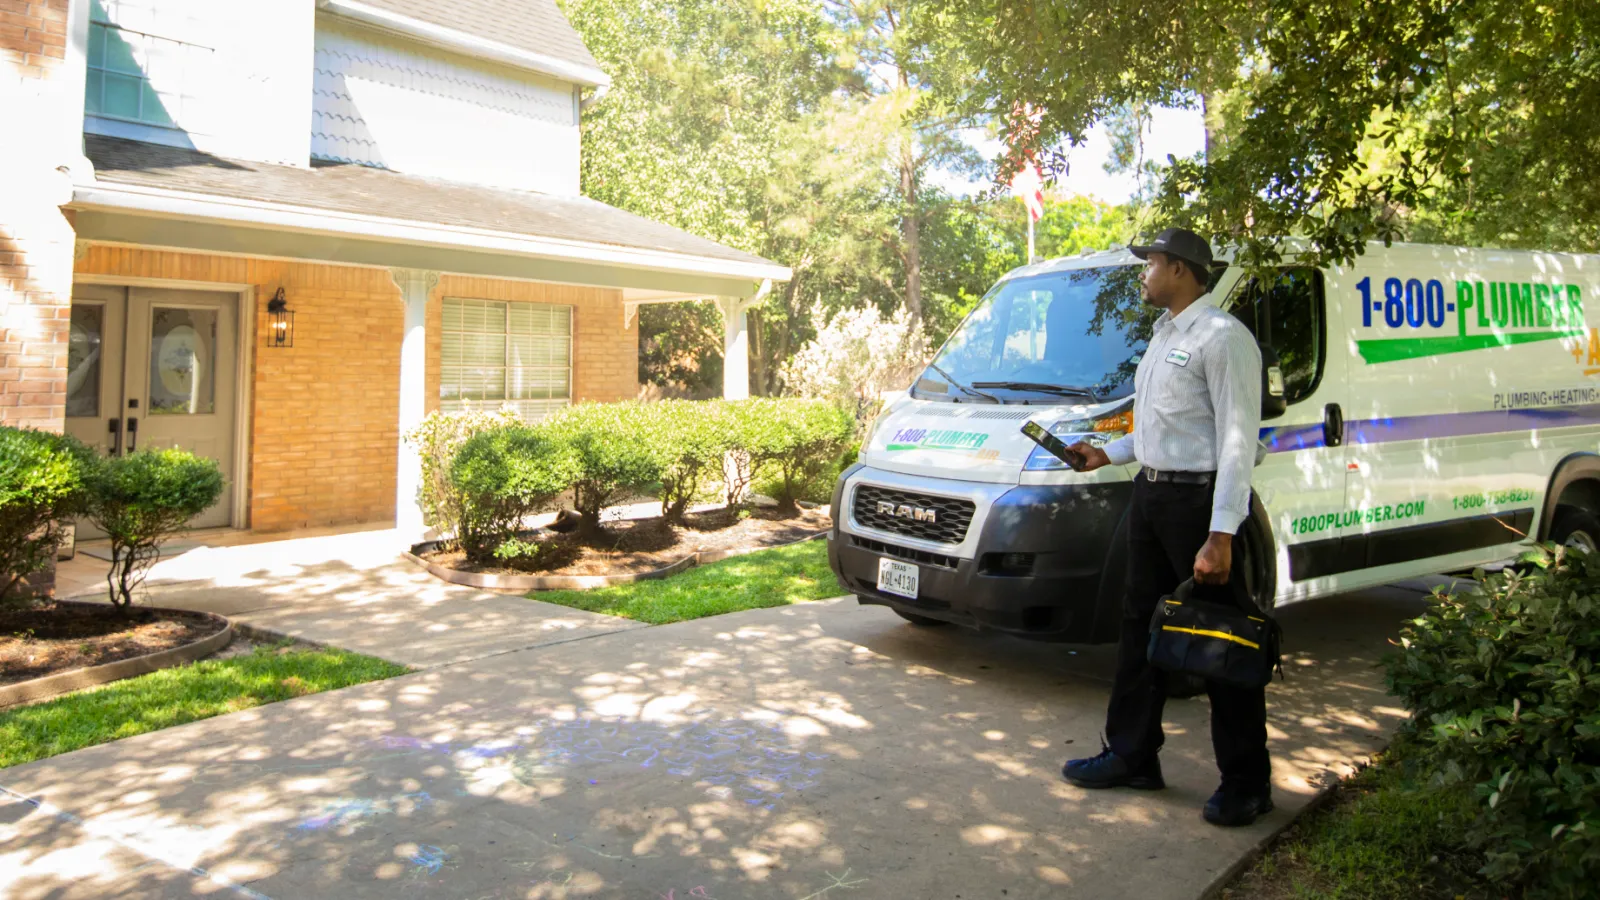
{"left": 877, "top": 500, "right": 937, "bottom": 523}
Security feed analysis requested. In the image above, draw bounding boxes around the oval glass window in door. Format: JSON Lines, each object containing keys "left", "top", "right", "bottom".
{"left": 148, "top": 306, "right": 217, "bottom": 415}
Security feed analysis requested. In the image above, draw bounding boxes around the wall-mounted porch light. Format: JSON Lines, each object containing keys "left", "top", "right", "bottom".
{"left": 266, "top": 287, "right": 295, "bottom": 348}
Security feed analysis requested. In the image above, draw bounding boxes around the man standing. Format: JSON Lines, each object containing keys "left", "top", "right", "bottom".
{"left": 1062, "top": 227, "right": 1272, "bottom": 827}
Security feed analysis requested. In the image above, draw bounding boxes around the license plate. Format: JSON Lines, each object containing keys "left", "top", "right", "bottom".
{"left": 877, "top": 558, "right": 919, "bottom": 600}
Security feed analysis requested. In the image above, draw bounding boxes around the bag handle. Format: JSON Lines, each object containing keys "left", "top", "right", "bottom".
{"left": 1177, "top": 572, "right": 1273, "bottom": 618}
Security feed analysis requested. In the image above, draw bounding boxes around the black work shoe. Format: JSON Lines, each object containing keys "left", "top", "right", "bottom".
{"left": 1202, "top": 784, "right": 1274, "bottom": 827}
{"left": 1062, "top": 744, "right": 1165, "bottom": 790}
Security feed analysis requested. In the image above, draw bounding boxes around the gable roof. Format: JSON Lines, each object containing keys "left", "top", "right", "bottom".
{"left": 77, "top": 135, "right": 786, "bottom": 280}
{"left": 318, "top": 0, "right": 608, "bottom": 87}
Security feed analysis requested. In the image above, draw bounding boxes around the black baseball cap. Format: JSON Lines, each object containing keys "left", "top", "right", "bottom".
{"left": 1129, "top": 227, "right": 1214, "bottom": 271}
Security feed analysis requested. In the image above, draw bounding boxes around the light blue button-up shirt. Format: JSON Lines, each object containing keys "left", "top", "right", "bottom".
{"left": 1102, "top": 298, "right": 1263, "bottom": 534}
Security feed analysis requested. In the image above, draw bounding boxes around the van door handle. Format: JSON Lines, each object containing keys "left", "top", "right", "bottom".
{"left": 1323, "top": 403, "right": 1344, "bottom": 448}
{"left": 108, "top": 417, "right": 122, "bottom": 456}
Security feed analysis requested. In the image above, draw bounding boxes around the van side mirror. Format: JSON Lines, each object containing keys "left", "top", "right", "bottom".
{"left": 1260, "top": 344, "right": 1287, "bottom": 420}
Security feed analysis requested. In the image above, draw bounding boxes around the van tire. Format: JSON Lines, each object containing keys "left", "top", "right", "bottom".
{"left": 1548, "top": 506, "right": 1600, "bottom": 554}
{"left": 894, "top": 610, "right": 951, "bottom": 627}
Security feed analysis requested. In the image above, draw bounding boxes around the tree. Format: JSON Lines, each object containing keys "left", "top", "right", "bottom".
{"left": 927, "top": 0, "right": 1600, "bottom": 267}
{"left": 567, "top": 0, "right": 899, "bottom": 396}
{"left": 824, "top": 0, "right": 985, "bottom": 324}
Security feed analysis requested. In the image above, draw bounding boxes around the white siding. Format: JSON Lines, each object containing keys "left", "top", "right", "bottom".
{"left": 311, "top": 18, "right": 580, "bottom": 195}
{"left": 83, "top": 0, "right": 315, "bottom": 167}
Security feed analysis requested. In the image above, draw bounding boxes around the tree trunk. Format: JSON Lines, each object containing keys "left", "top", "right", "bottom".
{"left": 900, "top": 139, "right": 922, "bottom": 324}
{"left": 1201, "top": 91, "right": 1216, "bottom": 158}
{"left": 748, "top": 307, "right": 768, "bottom": 397}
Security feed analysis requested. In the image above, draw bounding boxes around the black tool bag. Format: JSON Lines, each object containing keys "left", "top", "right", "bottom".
{"left": 1146, "top": 578, "right": 1283, "bottom": 690}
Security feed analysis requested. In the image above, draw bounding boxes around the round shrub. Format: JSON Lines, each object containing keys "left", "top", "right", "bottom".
{"left": 404, "top": 408, "right": 522, "bottom": 543}
{"left": 449, "top": 424, "right": 577, "bottom": 563}
{"left": 544, "top": 403, "right": 665, "bottom": 534}
{"left": 737, "top": 398, "right": 854, "bottom": 513}
{"left": 87, "top": 448, "right": 224, "bottom": 610}
{"left": 651, "top": 399, "right": 733, "bottom": 523}
{"left": 1386, "top": 547, "right": 1600, "bottom": 896}
{"left": 0, "top": 426, "right": 96, "bottom": 606}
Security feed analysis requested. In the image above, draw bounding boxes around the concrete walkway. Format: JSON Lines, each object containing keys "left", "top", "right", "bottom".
{"left": 0, "top": 582, "right": 1431, "bottom": 900}
{"left": 56, "top": 527, "right": 644, "bottom": 669}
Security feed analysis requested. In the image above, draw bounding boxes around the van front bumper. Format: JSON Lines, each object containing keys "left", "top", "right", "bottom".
{"left": 827, "top": 464, "right": 1133, "bottom": 643}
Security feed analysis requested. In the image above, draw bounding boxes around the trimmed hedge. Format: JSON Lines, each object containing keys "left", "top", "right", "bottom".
{"left": 433, "top": 398, "right": 850, "bottom": 555}
{"left": 0, "top": 427, "right": 96, "bottom": 606}
{"left": 1386, "top": 546, "right": 1600, "bottom": 897}
{"left": 737, "top": 398, "right": 854, "bottom": 513}
{"left": 544, "top": 402, "right": 666, "bottom": 535}
{"left": 450, "top": 424, "right": 577, "bottom": 563}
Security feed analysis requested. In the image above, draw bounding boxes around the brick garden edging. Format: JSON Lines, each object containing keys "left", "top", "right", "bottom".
{"left": 403, "top": 530, "right": 830, "bottom": 592}
{"left": 0, "top": 603, "right": 234, "bottom": 710}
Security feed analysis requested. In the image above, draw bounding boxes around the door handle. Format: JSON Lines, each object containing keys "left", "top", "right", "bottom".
{"left": 108, "top": 417, "right": 122, "bottom": 456}
{"left": 1323, "top": 403, "right": 1344, "bottom": 448}
{"left": 126, "top": 416, "right": 138, "bottom": 452}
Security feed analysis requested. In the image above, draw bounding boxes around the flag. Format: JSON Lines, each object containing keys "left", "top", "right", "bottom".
{"left": 1009, "top": 161, "right": 1044, "bottom": 223}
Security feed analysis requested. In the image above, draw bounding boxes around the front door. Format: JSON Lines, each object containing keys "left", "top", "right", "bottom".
{"left": 65, "top": 285, "right": 238, "bottom": 533}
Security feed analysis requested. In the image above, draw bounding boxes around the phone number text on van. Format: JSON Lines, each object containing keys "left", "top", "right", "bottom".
{"left": 1290, "top": 501, "right": 1427, "bottom": 536}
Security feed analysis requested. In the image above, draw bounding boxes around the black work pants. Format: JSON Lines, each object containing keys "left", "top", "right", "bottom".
{"left": 1103, "top": 475, "right": 1270, "bottom": 786}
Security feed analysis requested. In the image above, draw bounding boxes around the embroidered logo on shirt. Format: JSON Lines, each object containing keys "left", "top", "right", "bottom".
{"left": 1165, "top": 349, "right": 1192, "bottom": 367}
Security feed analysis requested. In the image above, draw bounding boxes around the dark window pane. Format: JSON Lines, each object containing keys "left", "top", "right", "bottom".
{"left": 1229, "top": 268, "right": 1324, "bottom": 404}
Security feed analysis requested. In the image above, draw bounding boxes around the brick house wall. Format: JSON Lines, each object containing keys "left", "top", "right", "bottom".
{"left": 3, "top": 0, "right": 75, "bottom": 597}
{"left": 77, "top": 248, "right": 640, "bottom": 533}
{"left": 2, "top": 0, "right": 73, "bottom": 433}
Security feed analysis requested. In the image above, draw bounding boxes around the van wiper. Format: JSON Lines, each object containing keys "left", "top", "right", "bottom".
{"left": 927, "top": 363, "right": 1000, "bottom": 403}
{"left": 972, "top": 381, "right": 1102, "bottom": 403}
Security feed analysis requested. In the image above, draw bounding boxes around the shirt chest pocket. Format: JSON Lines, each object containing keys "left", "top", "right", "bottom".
{"left": 1147, "top": 351, "right": 1209, "bottom": 416}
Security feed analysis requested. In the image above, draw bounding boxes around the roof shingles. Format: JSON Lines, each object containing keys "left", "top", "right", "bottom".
{"left": 82, "top": 135, "right": 777, "bottom": 269}
{"left": 343, "top": 0, "right": 603, "bottom": 75}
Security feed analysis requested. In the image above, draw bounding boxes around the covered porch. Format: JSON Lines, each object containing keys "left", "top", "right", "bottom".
{"left": 64, "top": 136, "right": 789, "bottom": 539}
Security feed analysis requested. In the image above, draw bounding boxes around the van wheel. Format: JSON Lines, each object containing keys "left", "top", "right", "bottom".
{"left": 895, "top": 610, "right": 950, "bottom": 627}
{"left": 1549, "top": 506, "right": 1600, "bottom": 554}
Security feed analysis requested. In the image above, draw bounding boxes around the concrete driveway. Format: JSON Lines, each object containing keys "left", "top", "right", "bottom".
{"left": 0, "top": 586, "right": 1429, "bottom": 900}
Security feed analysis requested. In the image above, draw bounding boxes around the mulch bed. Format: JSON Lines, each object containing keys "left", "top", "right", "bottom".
{"left": 421, "top": 506, "right": 832, "bottom": 577}
{"left": 0, "top": 603, "right": 227, "bottom": 686}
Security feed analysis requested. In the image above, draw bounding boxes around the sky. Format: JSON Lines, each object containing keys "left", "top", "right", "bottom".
{"left": 932, "top": 106, "right": 1208, "bottom": 203}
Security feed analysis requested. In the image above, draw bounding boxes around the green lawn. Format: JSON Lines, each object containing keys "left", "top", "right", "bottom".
{"left": 0, "top": 643, "right": 407, "bottom": 769}
{"left": 529, "top": 537, "right": 840, "bottom": 624}
{"left": 1229, "top": 739, "right": 1489, "bottom": 899}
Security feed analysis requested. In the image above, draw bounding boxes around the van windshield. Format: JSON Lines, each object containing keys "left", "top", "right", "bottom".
{"left": 918, "top": 265, "right": 1155, "bottom": 403}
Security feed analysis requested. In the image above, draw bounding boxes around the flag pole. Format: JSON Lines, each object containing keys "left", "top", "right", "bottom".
{"left": 1027, "top": 216, "right": 1035, "bottom": 264}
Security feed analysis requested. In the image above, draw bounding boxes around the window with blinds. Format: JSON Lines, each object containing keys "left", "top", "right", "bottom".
{"left": 440, "top": 298, "right": 572, "bottom": 420}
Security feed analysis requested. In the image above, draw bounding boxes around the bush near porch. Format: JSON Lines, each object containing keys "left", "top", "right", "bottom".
{"left": 411, "top": 398, "right": 852, "bottom": 568}
{"left": 0, "top": 427, "right": 224, "bottom": 613}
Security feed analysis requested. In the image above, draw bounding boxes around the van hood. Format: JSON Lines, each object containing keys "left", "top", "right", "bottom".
{"left": 861, "top": 397, "right": 1120, "bottom": 484}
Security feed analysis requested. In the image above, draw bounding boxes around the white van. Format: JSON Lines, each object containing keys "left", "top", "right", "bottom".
{"left": 826, "top": 242, "right": 1600, "bottom": 642}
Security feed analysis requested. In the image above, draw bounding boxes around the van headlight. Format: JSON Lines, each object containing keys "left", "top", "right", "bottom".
{"left": 1024, "top": 408, "right": 1134, "bottom": 471}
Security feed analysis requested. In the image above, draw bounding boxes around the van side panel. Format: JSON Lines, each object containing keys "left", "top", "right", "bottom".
{"left": 1315, "top": 245, "right": 1600, "bottom": 593}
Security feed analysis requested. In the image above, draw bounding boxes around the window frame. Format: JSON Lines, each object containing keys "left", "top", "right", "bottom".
{"left": 85, "top": 16, "right": 214, "bottom": 131}
{"left": 438, "top": 297, "right": 574, "bottom": 420}
{"left": 1225, "top": 267, "right": 1328, "bottom": 406}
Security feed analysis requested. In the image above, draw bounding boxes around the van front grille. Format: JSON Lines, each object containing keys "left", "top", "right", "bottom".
{"left": 852, "top": 485, "right": 974, "bottom": 544}
{"left": 850, "top": 536, "right": 960, "bottom": 569}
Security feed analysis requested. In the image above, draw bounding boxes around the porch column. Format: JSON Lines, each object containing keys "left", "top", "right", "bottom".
{"left": 716, "top": 281, "right": 771, "bottom": 401}
{"left": 389, "top": 267, "right": 438, "bottom": 539}
{"left": 717, "top": 296, "right": 750, "bottom": 401}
